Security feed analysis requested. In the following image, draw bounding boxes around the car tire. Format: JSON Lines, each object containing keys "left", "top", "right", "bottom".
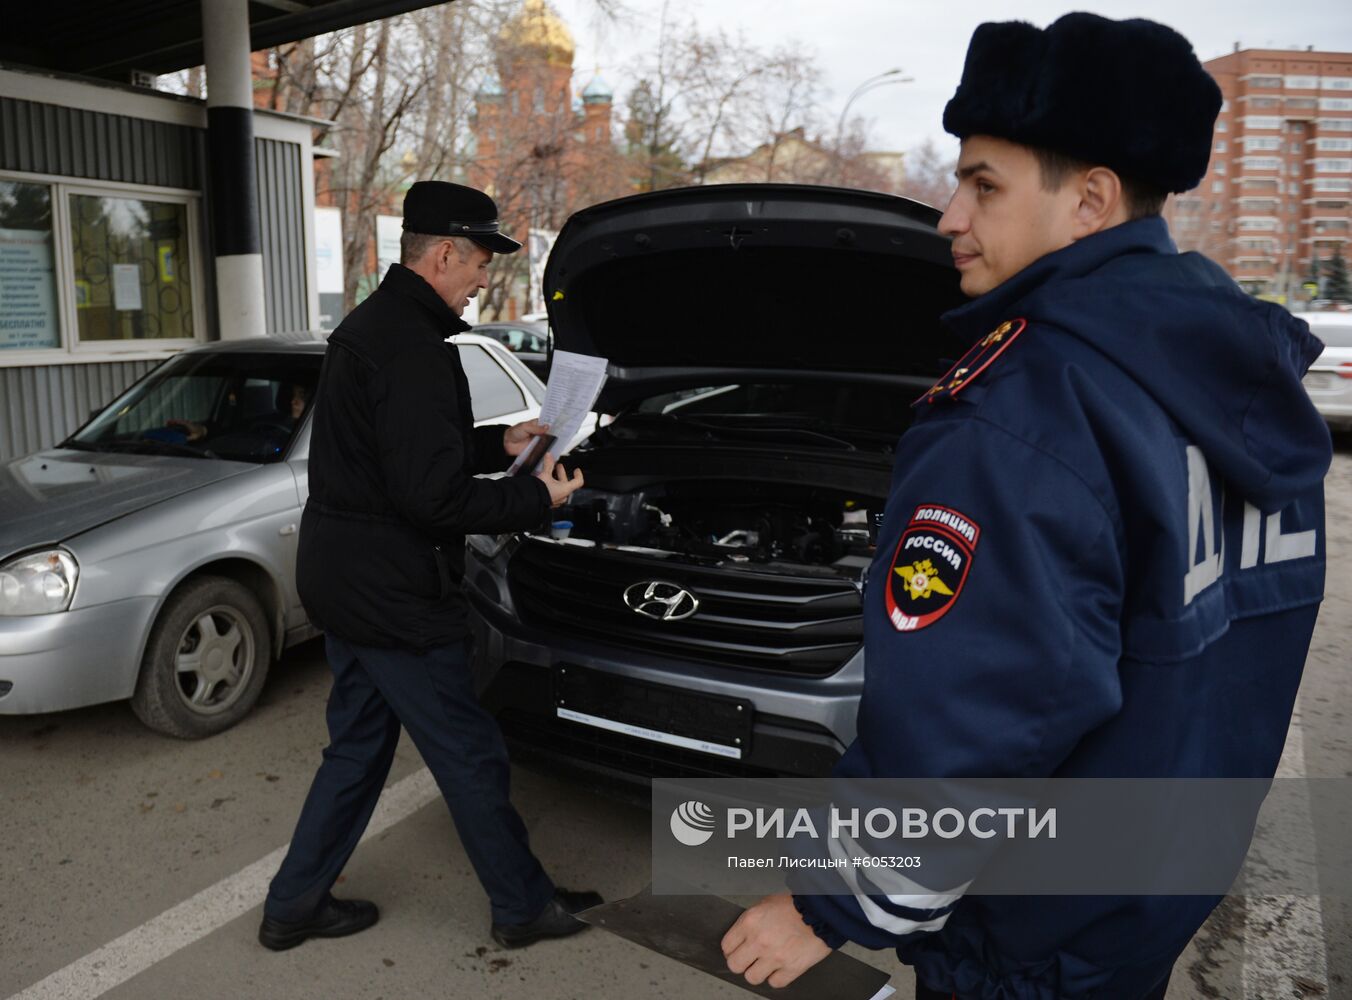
{"left": 130, "top": 575, "right": 272, "bottom": 739}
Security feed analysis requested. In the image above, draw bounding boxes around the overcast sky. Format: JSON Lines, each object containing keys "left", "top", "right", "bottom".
{"left": 554, "top": 0, "right": 1352, "bottom": 158}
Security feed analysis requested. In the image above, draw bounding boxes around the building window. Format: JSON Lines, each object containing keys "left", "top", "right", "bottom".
{"left": 533, "top": 86, "right": 545, "bottom": 113}
{"left": 1292, "top": 143, "right": 1302, "bottom": 154}
{"left": 1316, "top": 137, "right": 1352, "bottom": 152}
{"left": 1285, "top": 76, "right": 1317, "bottom": 90}
{"left": 1215, "top": 140, "right": 1227, "bottom": 153}
{"left": 0, "top": 180, "right": 59, "bottom": 351}
{"left": 1315, "top": 158, "right": 1352, "bottom": 173}
{"left": 1323, "top": 77, "right": 1352, "bottom": 91}
{"left": 1291, "top": 183, "right": 1301, "bottom": 195}
{"left": 0, "top": 172, "right": 203, "bottom": 358}
{"left": 69, "top": 194, "right": 196, "bottom": 343}
{"left": 1320, "top": 98, "right": 1352, "bottom": 111}
{"left": 1217, "top": 120, "right": 1228, "bottom": 132}
{"left": 1213, "top": 181, "right": 1225, "bottom": 193}
{"left": 1319, "top": 117, "right": 1352, "bottom": 131}
{"left": 1249, "top": 76, "right": 1282, "bottom": 88}
{"left": 1215, "top": 161, "right": 1226, "bottom": 174}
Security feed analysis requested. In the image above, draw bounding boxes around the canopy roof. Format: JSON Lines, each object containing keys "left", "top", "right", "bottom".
{"left": 2, "top": 0, "right": 449, "bottom": 81}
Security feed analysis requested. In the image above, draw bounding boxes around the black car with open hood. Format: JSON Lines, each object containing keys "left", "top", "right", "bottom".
{"left": 466, "top": 184, "right": 963, "bottom": 782}
{"left": 544, "top": 183, "right": 964, "bottom": 408}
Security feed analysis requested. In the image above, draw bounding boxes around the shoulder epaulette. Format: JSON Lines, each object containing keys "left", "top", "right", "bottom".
{"left": 914, "top": 318, "right": 1028, "bottom": 406}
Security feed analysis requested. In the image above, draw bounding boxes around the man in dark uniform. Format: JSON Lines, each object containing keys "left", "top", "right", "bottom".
{"left": 721, "top": 14, "right": 1331, "bottom": 999}
{"left": 259, "top": 181, "right": 599, "bottom": 951}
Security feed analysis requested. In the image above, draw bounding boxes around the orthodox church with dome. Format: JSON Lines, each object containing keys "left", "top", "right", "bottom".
{"left": 468, "top": 0, "right": 621, "bottom": 237}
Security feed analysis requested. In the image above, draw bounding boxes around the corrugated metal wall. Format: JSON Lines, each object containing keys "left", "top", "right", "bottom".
{"left": 0, "top": 96, "right": 201, "bottom": 461}
{"left": 0, "top": 360, "right": 158, "bottom": 460}
{"left": 255, "top": 137, "right": 308, "bottom": 334}
{"left": 0, "top": 97, "right": 312, "bottom": 461}
{"left": 0, "top": 97, "right": 202, "bottom": 189}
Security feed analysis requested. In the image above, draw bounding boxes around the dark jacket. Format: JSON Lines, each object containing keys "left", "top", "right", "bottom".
{"left": 794, "top": 217, "right": 1330, "bottom": 999}
{"left": 297, "top": 263, "right": 550, "bottom": 650}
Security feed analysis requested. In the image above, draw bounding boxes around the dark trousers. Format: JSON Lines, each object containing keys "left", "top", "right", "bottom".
{"left": 264, "top": 634, "right": 555, "bottom": 926}
{"left": 916, "top": 968, "right": 1171, "bottom": 999}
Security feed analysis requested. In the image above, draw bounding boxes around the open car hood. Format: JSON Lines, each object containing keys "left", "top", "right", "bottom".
{"left": 543, "top": 184, "right": 966, "bottom": 409}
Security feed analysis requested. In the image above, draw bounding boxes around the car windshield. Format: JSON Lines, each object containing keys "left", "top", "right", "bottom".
{"left": 66, "top": 351, "right": 322, "bottom": 463}
{"left": 621, "top": 382, "right": 914, "bottom": 451}
{"left": 483, "top": 325, "right": 547, "bottom": 354}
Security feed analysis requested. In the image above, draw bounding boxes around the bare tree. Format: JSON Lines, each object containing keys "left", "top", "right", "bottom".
{"left": 898, "top": 137, "right": 957, "bottom": 210}
{"left": 621, "top": 18, "right": 893, "bottom": 192}
{"left": 678, "top": 29, "right": 769, "bottom": 184}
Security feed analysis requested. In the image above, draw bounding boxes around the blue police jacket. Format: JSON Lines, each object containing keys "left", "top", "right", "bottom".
{"left": 793, "top": 217, "right": 1331, "bottom": 999}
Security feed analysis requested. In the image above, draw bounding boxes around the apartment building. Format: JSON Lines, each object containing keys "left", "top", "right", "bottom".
{"left": 1167, "top": 47, "right": 1352, "bottom": 300}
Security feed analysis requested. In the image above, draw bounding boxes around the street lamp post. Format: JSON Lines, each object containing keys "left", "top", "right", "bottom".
{"left": 833, "top": 68, "right": 913, "bottom": 183}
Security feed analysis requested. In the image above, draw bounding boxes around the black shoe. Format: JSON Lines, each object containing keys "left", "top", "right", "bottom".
{"left": 490, "top": 888, "right": 604, "bottom": 949}
{"left": 258, "top": 896, "right": 379, "bottom": 951}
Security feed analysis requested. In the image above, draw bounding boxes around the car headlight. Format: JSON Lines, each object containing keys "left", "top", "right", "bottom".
{"left": 0, "top": 549, "right": 79, "bottom": 616}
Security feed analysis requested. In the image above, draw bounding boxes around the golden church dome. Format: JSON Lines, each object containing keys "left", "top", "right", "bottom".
{"left": 499, "top": 0, "right": 575, "bottom": 67}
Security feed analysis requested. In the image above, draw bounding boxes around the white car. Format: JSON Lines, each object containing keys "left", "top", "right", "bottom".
{"left": 1296, "top": 311, "right": 1352, "bottom": 429}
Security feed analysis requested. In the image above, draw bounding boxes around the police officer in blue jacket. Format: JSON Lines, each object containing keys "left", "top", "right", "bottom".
{"left": 720, "top": 13, "right": 1331, "bottom": 999}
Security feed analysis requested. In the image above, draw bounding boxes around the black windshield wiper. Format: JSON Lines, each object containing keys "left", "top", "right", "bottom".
{"left": 680, "top": 418, "right": 855, "bottom": 451}
{"left": 101, "top": 439, "right": 221, "bottom": 460}
{"left": 676, "top": 418, "right": 854, "bottom": 451}
{"left": 607, "top": 412, "right": 723, "bottom": 443}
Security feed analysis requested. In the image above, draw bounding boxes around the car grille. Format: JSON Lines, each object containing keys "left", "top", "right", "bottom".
{"left": 507, "top": 539, "right": 862, "bottom": 676}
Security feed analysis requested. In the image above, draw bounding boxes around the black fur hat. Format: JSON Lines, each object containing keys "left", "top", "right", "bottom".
{"left": 943, "top": 12, "right": 1221, "bottom": 193}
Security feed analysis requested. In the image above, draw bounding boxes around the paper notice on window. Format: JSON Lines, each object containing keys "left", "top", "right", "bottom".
{"left": 508, "top": 350, "right": 607, "bottom": 474}
{"left": 112, "top": 264, "right": 142, "bottom": 311}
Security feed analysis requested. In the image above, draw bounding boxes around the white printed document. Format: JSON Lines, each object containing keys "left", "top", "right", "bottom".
{"left": 508, "top": 350, "right": 607, "bottom": 474}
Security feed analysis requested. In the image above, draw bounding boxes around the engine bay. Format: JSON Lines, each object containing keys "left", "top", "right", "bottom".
{"left": 541, "top": 480, "right": 882, "bottom": 580}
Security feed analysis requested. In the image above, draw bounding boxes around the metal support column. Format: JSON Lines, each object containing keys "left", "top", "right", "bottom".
{"left": 202, "top": 0, "right": 267, "bottom": 339}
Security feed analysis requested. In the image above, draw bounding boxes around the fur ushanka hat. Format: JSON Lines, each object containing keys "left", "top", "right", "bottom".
{"left": 943, "top": 12, "right": 1222, "bottom": 193}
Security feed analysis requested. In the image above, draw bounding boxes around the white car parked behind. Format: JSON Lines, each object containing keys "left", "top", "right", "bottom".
{"left": 1296, "top": 311, "right": 1352, "bottom": 430}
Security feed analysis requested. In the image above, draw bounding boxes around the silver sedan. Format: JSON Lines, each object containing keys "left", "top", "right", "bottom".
{"left": 0, "top": 333, "right": 543, "bottom": 737}
{"left": 1298, "top": 311, "right": 1352, "bottom": 430}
